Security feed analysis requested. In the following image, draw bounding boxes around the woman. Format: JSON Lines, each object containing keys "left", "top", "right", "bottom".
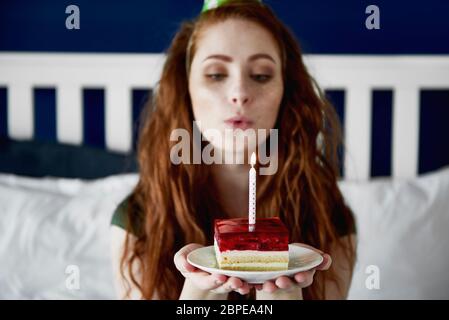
{"left": 110, "top": 0, "right": 357, "bottom": 300}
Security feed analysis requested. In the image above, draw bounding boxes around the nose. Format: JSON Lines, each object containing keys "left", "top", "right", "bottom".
{"left": 231, "top": 96, "right": 249, "bottom": 106}
{"left": 229, "top": 80, "right": 251, "bottom": 107}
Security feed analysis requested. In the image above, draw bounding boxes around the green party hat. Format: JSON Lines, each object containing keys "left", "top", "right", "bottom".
{"left": 201, "top": 0, "right": 262, "bottom": 13}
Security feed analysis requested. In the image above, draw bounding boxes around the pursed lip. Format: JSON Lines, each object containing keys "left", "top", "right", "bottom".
{"left": 224, "top": 116, "right": 254, "bottom": 129}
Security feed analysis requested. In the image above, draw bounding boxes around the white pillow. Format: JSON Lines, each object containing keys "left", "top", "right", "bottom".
{"left": 2, "top": 167, "right": 448, "bottom": 300}
{"left": 340, "top": 166, "right": 449, "bottom": 299}
{"left": 0, "top": 173, "right": 138, "bottom": 299}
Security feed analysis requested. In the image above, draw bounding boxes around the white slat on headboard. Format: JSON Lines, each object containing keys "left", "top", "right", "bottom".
{"left": 106, "top": 85, "right": 132, "bottom": 152}
{"left": 8, "top": 84, "right": 33, "bottom": 139}
{"left": 393, "top": 85, "right": 420, "bottom": 179}
{"left": 57, "top": 84, "right": 83, "bottom": 145}
{"left": 345, "top": 86, "right": 372, "bottom": 181}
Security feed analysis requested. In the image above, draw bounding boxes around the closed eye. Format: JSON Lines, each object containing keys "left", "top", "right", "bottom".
{"left": 206, "top": 74, "right": 227, "bottom": 81}
{"left": 251, "top": 74, "right": 272, "bottom": 83}
{"left": 205, "top": 74, "right": 272, "bottom": 83}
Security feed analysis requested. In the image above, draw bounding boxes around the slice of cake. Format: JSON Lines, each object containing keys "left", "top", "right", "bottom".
{"left": 214, "top": 217, "right": 289, "bottom": 271}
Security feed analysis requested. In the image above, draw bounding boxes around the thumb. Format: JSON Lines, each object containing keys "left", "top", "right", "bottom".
{"left": 316, "top": 253, "right": 332, "bottom": 271}
{"left": 174, "top": 243, "right": 203, "bottom": 273}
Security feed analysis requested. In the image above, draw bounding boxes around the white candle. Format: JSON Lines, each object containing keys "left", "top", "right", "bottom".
{"left": 249, "top": 152, "right": 256, "bottom": 230}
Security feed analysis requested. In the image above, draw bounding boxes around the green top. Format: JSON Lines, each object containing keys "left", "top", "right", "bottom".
{"left": 111, "top": 196, "right": 357, "bottom": 238}
{"left": 111, "top": 196, "right": 144, "bottom": 236}
{"left": 111, "top": 197, "right": 130, "bottom": 230}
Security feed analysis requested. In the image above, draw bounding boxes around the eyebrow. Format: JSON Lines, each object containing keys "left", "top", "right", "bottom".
{"left": 202, "top": 53, "right": 276, "bottom": 64}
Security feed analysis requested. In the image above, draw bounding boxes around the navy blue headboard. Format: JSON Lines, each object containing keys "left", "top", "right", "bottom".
{"left": 0, "top": 0, "right": 448, "bottom": 179}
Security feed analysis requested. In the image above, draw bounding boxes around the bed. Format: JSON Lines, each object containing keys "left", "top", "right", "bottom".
{"left": 1, "top": 52, "right": 449, "bottom": 299}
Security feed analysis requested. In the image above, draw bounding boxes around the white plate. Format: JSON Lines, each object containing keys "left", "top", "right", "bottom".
{"left": 187, "top": 244, "right": 324, "bottom": 284}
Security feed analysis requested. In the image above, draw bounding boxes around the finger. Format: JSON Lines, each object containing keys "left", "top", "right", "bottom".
{"left": 174, "top": 243, "right": 203, "bottom": 260}
{"left": 294, "top": 270, "right": 315, "bottom": 288}
{"left": 254, "top": 284, "right": 263, "bottom": 291}
{"left": 212, "top": 277, "right": 244, "bottom": 294}
{"left": 174, "top": 255, "right": 196, "bottom": 274}
{"left": 316, "top": 254, "right": 332, "bottom": 270}
{"left": 275, "top": 276, "right": 294, "bottom": 290}
{"left": 212, "top": 273, "right": 228, "bottom": 284}
{"left": 188, "top": 271, "right": 228, "bottom": 291}
{"left": 236, "top": 282, "right": 251, "bottom": 295}
{"left": 294, "top": 270, "right": 315, "bottom": 283}
{"left": 262, "top": 280, "right": 278, "bottom": 294}
{"left": 227, "top": 277, "right": 243, "bottom": 291}
{"left": 174, "top": 243, "right": 203, "bottom": 273}
{"left": 181, "top": 259, "right": 197, "bottom": 273}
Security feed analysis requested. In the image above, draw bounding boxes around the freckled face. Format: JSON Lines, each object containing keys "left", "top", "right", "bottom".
{"left": 188, "top": 18, "right": 284, "bottom": 155}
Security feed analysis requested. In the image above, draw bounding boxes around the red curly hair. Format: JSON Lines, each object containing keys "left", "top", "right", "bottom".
{"left": 120, "top": 0, "right": 356, "bottom": 300}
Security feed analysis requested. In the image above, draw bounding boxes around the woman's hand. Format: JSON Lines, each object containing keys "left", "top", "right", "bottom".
{"left": 174, "top": 243, "right": 252, "bottom": 297}
{"left": 255, "top": 243, "right": 332, "bottom": 296}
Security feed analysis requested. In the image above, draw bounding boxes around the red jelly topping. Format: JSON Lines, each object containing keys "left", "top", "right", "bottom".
{"left": 214, "top": 218, "right": 289, "bottom": 252}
